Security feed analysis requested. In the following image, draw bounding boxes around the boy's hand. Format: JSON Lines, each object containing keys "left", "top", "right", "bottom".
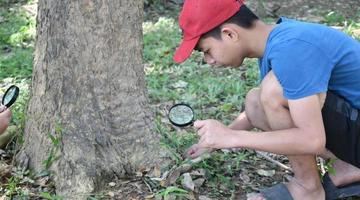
{"left": 0, "top": 105, "right": 12, "bottom": 135}
{"left": 194, "top": 119, "right": 236, "bottom": 149}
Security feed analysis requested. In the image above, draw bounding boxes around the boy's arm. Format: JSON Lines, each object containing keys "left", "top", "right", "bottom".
{"left": 195, "top": 94, "right": 326, "bottom": 155}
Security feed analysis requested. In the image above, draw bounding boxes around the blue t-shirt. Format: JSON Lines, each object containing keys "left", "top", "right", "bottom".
{"left": 259, "top": 17, "right": 360, "bottom": 109}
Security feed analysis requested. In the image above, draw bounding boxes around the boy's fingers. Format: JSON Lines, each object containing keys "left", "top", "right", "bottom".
{"left": 193, "top": 120, "right": 205, "bottom": 129}
{"left": 189, "top": 150, "right": 202, "bottom": 158}
{"left": 186, "top": 144, "right": 206, "bottom": 158}
{"left": 0, "top": 105, "right": 7, "bottom": 113}
{"left": 198, "top": 137, "right": 206, "bottom": 147}
{"left": 187, "top": 144, "right": 214, "bottom": 158}
{"left": 197, "top": 127, "right": 206, "bottom": 136}
{"left": 186, "top": 144, "right": 199, "bottom": 156}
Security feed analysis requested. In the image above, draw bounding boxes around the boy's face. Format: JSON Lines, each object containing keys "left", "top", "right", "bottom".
{"left": 196, "top": 31, "right": 247, "bottom": 67}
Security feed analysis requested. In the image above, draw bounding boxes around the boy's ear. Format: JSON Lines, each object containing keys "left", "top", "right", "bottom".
{"left": 220, "top": 25, "right": 240, "bottom": 41}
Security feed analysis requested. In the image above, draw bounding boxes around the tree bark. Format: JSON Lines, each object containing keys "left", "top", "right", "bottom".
{"left": 17, "top": 0, "right": 164, "bottom": 198}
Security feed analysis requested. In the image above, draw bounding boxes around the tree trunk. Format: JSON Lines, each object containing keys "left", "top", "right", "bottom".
{"left": 16, "top": 0, "right": 164, "bottom": 198}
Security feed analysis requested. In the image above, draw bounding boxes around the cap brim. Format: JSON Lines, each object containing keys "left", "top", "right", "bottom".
{"left": 173, "top": 36, "right": 200, "bottom": 63}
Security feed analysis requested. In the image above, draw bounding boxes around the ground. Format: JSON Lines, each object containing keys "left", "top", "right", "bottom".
{"left": 247, "top": 0, "right": 360, "bottom": 21}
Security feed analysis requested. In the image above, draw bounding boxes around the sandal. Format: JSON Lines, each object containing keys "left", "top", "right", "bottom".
{"left": 323, "top": 172, "right": 360, "bottom": 200}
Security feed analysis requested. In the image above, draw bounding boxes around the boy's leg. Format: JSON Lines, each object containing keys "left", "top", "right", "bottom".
{"left": 245, "top": 71, "right": 325, "bottom": 200}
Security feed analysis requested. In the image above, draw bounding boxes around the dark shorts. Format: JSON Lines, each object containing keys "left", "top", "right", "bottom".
{"left": 322, "top": 91, "right": 360, "bottom": 168}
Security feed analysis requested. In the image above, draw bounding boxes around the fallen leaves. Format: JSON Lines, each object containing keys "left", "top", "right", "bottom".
{"left": 256, "top": 169, "right": 276, "bottom": 177}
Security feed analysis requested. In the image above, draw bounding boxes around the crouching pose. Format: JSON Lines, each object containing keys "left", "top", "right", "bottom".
{"left": 172, "top": 0, "right": 360, "bottom": 199}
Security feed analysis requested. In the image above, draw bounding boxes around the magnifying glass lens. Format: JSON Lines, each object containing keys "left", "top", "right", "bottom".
{"left": 4, "top": 88, "right": 16, "bottom": 105}
{"left": 168, "top": 104, "right": 194, "bottom": 127}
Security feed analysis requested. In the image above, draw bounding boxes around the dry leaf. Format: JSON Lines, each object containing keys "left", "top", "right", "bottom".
{"left": 256, "top": 169, "right": 275, "bottom": 177}
{"left": 181, "top": 173, "right": 195, "bottom": 191}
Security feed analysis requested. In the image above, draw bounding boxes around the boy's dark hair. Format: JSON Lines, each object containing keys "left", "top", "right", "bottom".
{"left": 202, "top": 5, "right": 259, "bottom": 40}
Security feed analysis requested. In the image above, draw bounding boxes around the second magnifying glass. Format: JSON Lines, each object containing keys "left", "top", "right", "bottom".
{"left": 2, "top": 85, "right": 19, "bottom": 108}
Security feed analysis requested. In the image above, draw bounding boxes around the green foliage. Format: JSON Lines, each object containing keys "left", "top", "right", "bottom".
{"left": 323, "top": 11, "right": 346, "bottom": 25}
{"left": 155, "top": 186, "right": 189, "bottom": 199}
{"left": 144, "top": 0, "right": 166, "bottom": 11}
{"left": 342, "top": 21, "right": 360, "bottom": 42}
{"left": 193, "top": 151, "right": 249, "bottom": 195}
{"left": 143, "top": 17, "right": 181, "bottom": 69}
{"left": 324, "top": 158, "right": 337, "bottom": 175}
{"left": 3, "top": 176, "right": 22, "bottom": 198}
{"left": 40, "top": 192, "right": 64, "bottom": 200}
{"left": 156, "top": 118, "right": 197, "bottom": 164}
{"left": 43, "top": 121, "right": 63, "bottom": 170}
{"left": 0, "top": 6, "right": 35, "bottom": 80}
{"left": 0, "top": 47, "right": 33, "bottom": 80}
{"left": 0, "top": 0, "right": 34, "bottom": 7}
{"left": 144, "top": 0, "right": 180, "bottom": 22}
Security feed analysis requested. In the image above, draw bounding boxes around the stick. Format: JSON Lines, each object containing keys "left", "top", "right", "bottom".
{"left": 256, "top": 151, "right": 293, "bottom": 172}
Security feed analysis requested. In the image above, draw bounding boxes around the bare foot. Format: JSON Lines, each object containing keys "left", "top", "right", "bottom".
{"left": 321, "top": 150, "right": 360, "bottom": 186}
{"left": 328, "top": 158, "right": 360, "bottom": 186}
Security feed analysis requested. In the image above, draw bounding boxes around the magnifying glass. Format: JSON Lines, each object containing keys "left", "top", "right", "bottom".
{"left": 168, "top": 103, "right": 195, "bottom": 127}
{"left": 2, "top": 85, "right": 19, "bottom": 108}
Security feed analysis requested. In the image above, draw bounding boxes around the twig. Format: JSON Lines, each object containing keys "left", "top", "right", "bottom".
{"left": 256, "top": 151, "right": 293, "bottom": 172}
{"left": 143, "top": 178, "right": 153, "bottom": 193}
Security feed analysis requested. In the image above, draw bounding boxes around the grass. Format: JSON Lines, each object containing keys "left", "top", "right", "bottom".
{"left": 0, "top": 2, "right": 35, "bottom": 80}
{"left": 0, "top": 0, "right": 359, "bottom": 199}
{"left": 0, "top": 1, "right": 34, "bottom": 149}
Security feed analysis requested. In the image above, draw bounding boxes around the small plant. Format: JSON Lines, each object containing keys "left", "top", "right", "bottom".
{"left": 3, "top": 176, "right": 21, "bottom": 198}
{"left": 40, "top": 192, "right": 64, "bottom": 200}
{"left": 42, "top": 121, "right": 63, "bottom": 170}
{"left": 323, "top": 11, "right": 346, "bottom": 25}
{"left": 156, "top": 118, "right": 196, "bottom": 165}
{"left": 155, "top": 186, "right": 189, "bottom": 199}
{"left": 324, "top": 158, "right": 337, "bottom": 175}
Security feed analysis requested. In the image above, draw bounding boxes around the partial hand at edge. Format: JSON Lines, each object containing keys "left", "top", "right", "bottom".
{"left": 186, "top": 143, "right": 214, "bottom": 158}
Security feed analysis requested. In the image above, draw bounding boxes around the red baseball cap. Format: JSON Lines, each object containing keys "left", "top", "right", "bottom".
{"left": 173, "top": 0, "right": 245, "bottom": 63}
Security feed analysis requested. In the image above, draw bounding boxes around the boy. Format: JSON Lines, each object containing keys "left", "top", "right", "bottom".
{"left": 173, "top": 0, "right": 360, "bottom": 200}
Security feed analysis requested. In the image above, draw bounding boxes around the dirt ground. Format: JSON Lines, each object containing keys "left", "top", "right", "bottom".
{"left": 246, "top": 0, "right": 360, "bottom": 21}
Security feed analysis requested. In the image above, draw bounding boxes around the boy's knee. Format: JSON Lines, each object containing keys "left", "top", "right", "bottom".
{"left": 245, "top": 88, "right": 260, "bottom": 109}
{"left": 245, "top": 88, "right": 272, "bottom": 131}
{"left": 245, "top": 88, "right": 264, "bottom": 126}
{"left": 260, "top": 71, "right": 287, "bottom": 110}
